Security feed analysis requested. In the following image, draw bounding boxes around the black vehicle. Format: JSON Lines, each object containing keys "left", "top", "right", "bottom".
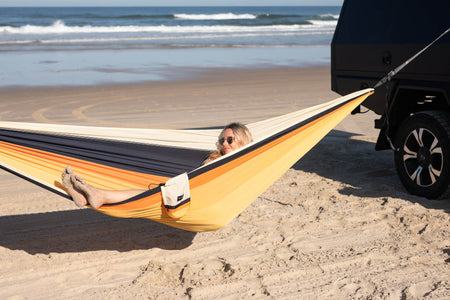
{"left": 331, "top": 0, "right": 450, "bottom": 199}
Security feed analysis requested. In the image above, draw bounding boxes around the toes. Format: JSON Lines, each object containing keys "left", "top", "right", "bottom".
{"left": 71, "top": 175, "right": 89, "bottom": 195}
{"left": 65, "top": 171, "right": 102, "bottom": 209}
{"left": 61, "top": 169, "right": 73, "bottom": 189}
{"left": 73, "top": 174, "right": 86, "bottom": 185}
{"left": 62, "top": 166, "right": 75, "bottom": 188}
{"left": 61, "top": 167, "right": 87, "bottom": 208}
{"left": 64, "top": 165, "right": 73, "bottom": 175}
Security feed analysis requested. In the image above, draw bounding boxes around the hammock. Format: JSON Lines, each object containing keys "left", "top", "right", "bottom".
{"left": 0, "top": 88, "right": 373, "bottom": 232}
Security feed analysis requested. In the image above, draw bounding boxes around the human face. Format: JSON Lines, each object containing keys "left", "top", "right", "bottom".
{"left": 220, "top": 128, "right": 239, "bottom": 155}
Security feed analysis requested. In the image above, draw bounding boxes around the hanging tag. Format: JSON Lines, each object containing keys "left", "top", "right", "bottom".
{"left": 161, "top": 172, "right": 191, "bottom": 218}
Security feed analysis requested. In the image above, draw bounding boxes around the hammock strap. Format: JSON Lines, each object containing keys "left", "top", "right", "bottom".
{"left": 374, "top": 27, "right": 450, "bottom": 89}
{"left": 373, "top": 26, "right": 450, "bottom": 151}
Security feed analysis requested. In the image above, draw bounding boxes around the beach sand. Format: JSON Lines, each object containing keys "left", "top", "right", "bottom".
{"left": 0, "top": 67, "right": 449, "bottom": 299}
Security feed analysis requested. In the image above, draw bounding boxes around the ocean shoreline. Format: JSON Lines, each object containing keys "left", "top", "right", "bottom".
{"left": 0, "top": 62, "right": 331, "bottom": 90}
{"left": 0, "top": 45, "right": 332, "bottom": 88}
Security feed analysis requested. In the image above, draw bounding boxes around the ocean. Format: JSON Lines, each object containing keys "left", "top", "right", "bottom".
{"left": 0, "top": 6, "right": 341, "bottom": 87}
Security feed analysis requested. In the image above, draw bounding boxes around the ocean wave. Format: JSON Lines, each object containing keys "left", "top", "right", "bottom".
{"left": 0, "top": 20, "right": 335, "bottom": 35}
{"left": 174, "top": 13, "right": 257, "bottom": 20}
{"left": 307, "top": 20, "right": 338, "bottom": 27}
{"left": 316, "top": 14, "right": 340, "bottom": 20}
{"left": 257, "top": 14, "right": 302, "bottom": 19}
{"left": 97, "top": 14, "right": 174, "bottom": 20}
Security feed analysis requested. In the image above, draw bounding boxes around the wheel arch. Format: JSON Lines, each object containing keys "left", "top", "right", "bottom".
{"left": 375, "top": 81, "right": 450, "bottom": 151}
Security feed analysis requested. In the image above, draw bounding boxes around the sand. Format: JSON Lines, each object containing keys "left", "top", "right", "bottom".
{"left": 0, "top": 67, "right": 449, "bottom": 299}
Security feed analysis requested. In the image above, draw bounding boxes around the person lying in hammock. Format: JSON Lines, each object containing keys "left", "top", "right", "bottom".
{"left": 61, "top": 122, "right": 253, "bottom": 209}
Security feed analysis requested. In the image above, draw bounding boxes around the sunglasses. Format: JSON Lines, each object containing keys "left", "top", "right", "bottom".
{"left": 219, "top": 136, "right": 235, "bottom": 145}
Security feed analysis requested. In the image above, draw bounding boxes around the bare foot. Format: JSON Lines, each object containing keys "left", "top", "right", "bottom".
{"left": 71, "top": 174, "right": 104, "bottom": 210}
{"left": 61, "top": 166, "right": 87, "bottom": 207}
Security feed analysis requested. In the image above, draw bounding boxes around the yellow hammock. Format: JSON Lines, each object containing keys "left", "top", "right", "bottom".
{"left": 0, "top": 89, "right": 373, "bottom": 232}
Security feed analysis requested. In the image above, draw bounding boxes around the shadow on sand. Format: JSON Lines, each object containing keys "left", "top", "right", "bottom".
{"left": 292, "top": 129, "right": 450, "bottom": 212}
{"left": 0, "top": 208, "right": 196, "bottom": 255}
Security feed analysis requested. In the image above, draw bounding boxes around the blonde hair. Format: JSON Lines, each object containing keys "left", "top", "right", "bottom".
{"left": 204, "top": 122, "right": 253, "bottom": 164}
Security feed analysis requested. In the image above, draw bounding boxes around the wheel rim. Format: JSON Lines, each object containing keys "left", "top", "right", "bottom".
{"left": 402, "top": 128, "right": 444, "bottom": 187}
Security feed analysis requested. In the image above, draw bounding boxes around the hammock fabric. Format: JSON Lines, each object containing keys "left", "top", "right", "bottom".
{"left": 0, "top": 89, "right": 373, "bottom": 232}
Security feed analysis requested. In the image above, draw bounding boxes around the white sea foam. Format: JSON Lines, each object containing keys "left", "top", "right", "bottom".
{"left": 0, "top": 20, "right": 335, "bottom": 36}
{"left": 318, "top": 14, "right": 340, "bottom": 19}
{"left": 307, "top": 20, "right": 338, "bottom": 27}
{"left": 174, "top": 13, "right": 257, "bottom": 20}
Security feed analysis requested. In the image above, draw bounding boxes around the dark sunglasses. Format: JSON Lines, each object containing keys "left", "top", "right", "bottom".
{"left": 219, "top": 136, "right": 235, "bottom": 144}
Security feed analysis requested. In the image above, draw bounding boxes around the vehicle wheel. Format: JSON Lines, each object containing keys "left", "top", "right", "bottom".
{"left": 394, "top": 110, "right": 450, "bottom": 199}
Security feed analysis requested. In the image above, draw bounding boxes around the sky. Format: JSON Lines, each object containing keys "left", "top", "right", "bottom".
{"left": 0, "top": 0, "right": 344, "bottom": 7}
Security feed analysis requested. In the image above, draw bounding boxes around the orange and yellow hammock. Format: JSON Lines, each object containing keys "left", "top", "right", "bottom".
{"left": 0, "top": 89, "right": 373, "bottom": 232}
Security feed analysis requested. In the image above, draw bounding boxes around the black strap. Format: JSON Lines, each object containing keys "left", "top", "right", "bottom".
{"left": 374, "top": 26, "right": 450, "bottom": 152}
{"left": 374, "top": 27, "right": 450, "bottom": 89}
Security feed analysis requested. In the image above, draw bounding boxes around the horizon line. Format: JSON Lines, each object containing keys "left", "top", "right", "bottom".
{"left": 0, "top": 5, "right": 342, "bottom": 7}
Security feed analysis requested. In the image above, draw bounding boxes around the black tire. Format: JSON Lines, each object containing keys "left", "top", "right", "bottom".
{"left": 394, "top": 110, "right": 450, "bottom": 199}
